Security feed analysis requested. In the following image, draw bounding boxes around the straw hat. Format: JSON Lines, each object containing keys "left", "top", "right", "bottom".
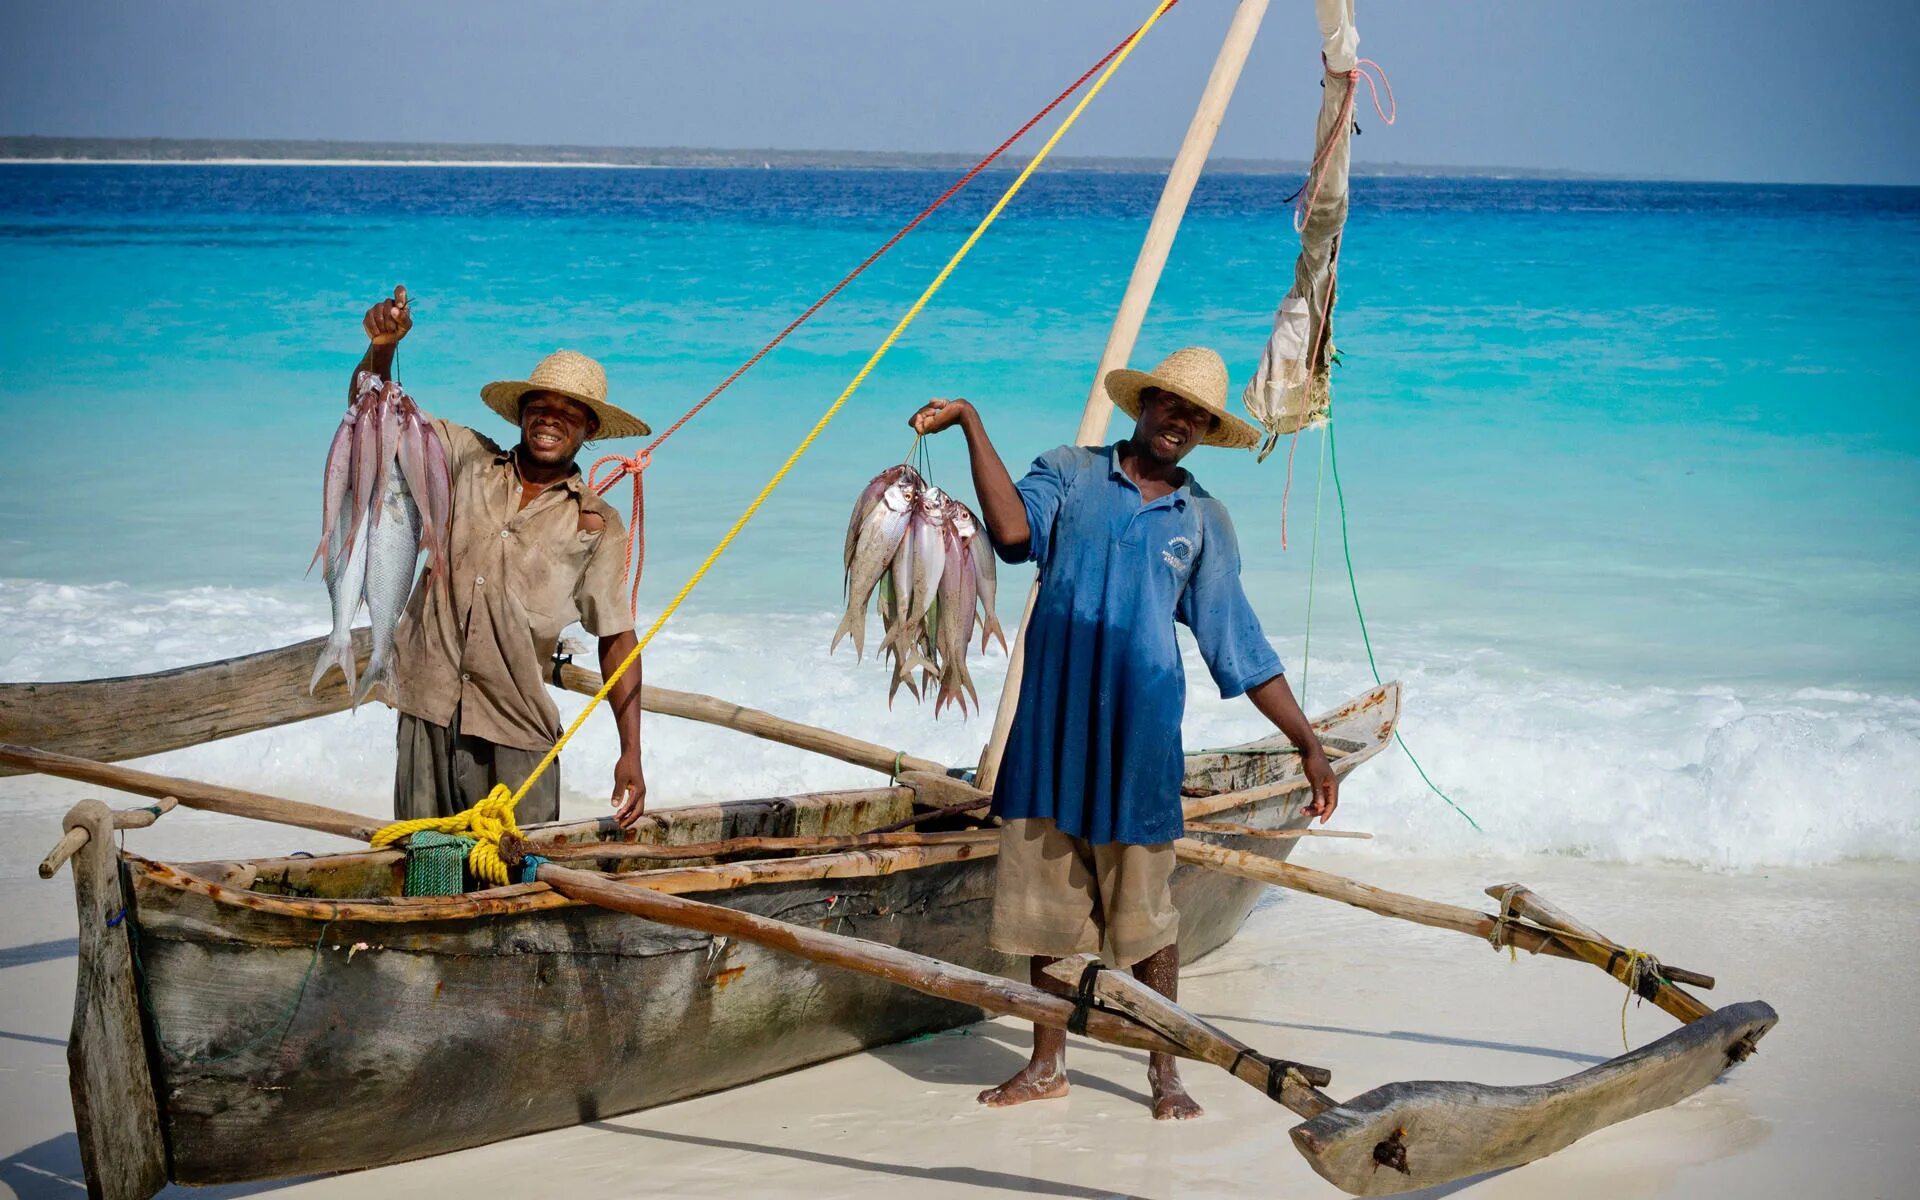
{"left": 1105, "top": 347, "right": 1262, "bottom": 451}
{"left": 480, "top": 350, "right": 651, "bottom": 440}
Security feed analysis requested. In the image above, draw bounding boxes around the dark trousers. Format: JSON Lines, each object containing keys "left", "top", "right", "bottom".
{"left": 393, "top": 708, "right": 561, "bottom": 824}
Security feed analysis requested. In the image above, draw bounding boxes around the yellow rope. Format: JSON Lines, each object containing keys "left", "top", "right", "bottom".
{"left": 1484, "top": 897, "right": 1667, "bottom": 1050}
{"left": 370, "top": 0, "right": 1179, "bottom": 885}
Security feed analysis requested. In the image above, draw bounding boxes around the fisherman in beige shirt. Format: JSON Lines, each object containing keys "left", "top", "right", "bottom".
{"left": 355, "top": 286, "right": 650, "bottom": 827}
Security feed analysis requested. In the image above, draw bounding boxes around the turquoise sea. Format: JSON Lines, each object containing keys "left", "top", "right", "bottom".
{"left": 1, "top": 163, "right": 1916, "bottom": 866}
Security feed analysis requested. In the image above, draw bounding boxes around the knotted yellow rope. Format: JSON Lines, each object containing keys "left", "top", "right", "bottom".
{"left": 371, "top": 0, "right": 1180, "bottom": 886}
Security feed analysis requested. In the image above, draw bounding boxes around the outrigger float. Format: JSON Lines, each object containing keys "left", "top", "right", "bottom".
{"left": 8, "top": 1, "right": 1774, "bottom": 1195}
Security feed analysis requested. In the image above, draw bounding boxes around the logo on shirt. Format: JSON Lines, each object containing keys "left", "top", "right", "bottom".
{"left": 1162, "top": 535, "right": 1195, "bottom": 573}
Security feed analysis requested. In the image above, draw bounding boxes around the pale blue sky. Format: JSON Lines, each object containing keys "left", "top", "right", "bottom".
{"left": 2, "top": 0, "right": 1915, "bottom": 184}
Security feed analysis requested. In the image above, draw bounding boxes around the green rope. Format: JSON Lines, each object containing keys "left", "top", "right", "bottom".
{"left": 1326, "top": 420, "right": 1481, "bottom": 832}
{"left": 404, "top": 831, "right": 477, "bottom": 897}
{"left": 127, "top": 910, "right": 337, "bottom": 1066}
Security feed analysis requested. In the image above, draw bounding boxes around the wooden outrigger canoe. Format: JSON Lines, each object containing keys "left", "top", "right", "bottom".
{"left": 7, "top": 634, "right": 1390, "bottom": 1195}
{"left": 11, "top": 634, "right": 1776, "bottom": 1199}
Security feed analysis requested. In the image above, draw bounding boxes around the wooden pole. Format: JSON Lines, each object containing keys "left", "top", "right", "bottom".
{"left": 1486, "top": 883, "right": 1716, "bottom": 1025}
{"left": 0, "top": 632, "right": 946, "bottom": 782}
{"left": 60, "top": 799, "right": 167, "bottom": 1200}
{"left": 977, "top": 0, "right": 1274, "bottom": 794}
{"left": 39, "top": 796, "right": 177, "bottom": 879}
{"left": 1174, "top": 840, "right": 1720, "bottom": 1021}
{"left": 1184, "top": 821, "right": 1370, "bottom": 840}
{"left": 1040, "top": 954, "right": 1333, "bottom": 1100}
{"left": 538, "top": 863, "right": 1339, "bottom": 1120}
{"left": 522, "top": 828, "right": 994, "bottom": 864}
{"left": 2, "top": 743, "right": 378, "bottom": 842}
{"left": 557, "top": 663, "right": 947, "bottom": 779}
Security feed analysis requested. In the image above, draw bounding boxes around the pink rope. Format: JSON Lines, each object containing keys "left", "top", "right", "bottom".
{"left": 1279, "top": 429, "right": 1302, "bottom": 550}
{"left": 588, "top": 448, "right": 652, "bottom": 620}
{"left": 1292, "top": 58, "right": 1395, "bottom": 235}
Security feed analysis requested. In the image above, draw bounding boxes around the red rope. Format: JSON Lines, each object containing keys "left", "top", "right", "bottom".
{"left": 590, "top": 4, "right": 1180, "bottom": 615}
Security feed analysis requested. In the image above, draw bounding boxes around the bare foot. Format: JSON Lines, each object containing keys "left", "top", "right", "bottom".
{"left": 1149, "top": 1068, "right": 1203, "bottom": 1120}
{"left": 978, "top": 1060, "right": 1069, "bottom": 1107}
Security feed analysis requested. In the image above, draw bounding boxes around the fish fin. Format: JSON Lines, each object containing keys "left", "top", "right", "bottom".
{"left": 830, "top": 603, "right": 866, "bottom": 661}
{"left": 350, "top": 657, "right": 391, "bottom": 711}
{"left": 308, "top": 635, "right": 356, "bottom": 698}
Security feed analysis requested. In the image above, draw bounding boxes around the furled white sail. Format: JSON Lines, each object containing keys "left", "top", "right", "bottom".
{"left": 1242, "top": 0, "right": 1364, "bottom": 460}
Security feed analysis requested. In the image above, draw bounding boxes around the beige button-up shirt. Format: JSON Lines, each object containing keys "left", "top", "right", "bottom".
{"left": 392, "top": 420, "right": 631, "bottom": 752}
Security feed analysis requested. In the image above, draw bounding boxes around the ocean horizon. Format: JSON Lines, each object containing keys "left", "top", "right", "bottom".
{"left": 2, "top": 162, "right": 1915, "bottom": 870}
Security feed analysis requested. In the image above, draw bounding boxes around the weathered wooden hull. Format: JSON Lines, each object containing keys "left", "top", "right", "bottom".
{"left": 114, "top": 685, "right": 1396, "bottom": 1186}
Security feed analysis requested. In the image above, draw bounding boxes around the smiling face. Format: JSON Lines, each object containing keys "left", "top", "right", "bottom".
{"left": 1131, "top": 387, "right": 1220, "bottom": 467}
{"left": 518, "top": 390, "right": 600, "bottom": 467}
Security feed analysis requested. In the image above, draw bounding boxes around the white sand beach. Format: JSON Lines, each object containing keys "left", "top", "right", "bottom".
{"left": 4, "top": 794, "right": 1915, "bottom": 1200}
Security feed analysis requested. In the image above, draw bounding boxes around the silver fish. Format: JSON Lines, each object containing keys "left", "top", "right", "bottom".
{"left": 352, "top": 468, "right": 424, "bottom": 709}
{"left": 310, "top": 375, "right": 450, "bottom": 698}
{"left": 896, "top": 487, "right": 947, "bottom": 661}
{"left": 832, "top": 477, "right": 914, "bottom": 660}
{"left": 844, "top": 464, "right": 917, "bottom": 575}
{"left": 971, "top": 518, "right": 1006, "bottom": 653}
{"left": 309, "top": 495, "right": 369, "bottom": 696}
{"left": 307, "top": 411, "right": 356, "bottom": 576}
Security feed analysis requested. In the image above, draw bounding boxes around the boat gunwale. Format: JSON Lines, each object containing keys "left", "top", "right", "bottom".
{"left": 124, "top": 683, "right": 1398, "bottom": 926}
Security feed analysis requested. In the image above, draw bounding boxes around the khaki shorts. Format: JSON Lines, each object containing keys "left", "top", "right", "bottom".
{"left": 988, "top": 818, "right": 1178, "bottom": 968}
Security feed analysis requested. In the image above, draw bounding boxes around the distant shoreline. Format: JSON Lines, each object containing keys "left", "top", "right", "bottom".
{"left": 0, "top": 135, "right": 1621, "bottom": 180}
{"left": 0, "top": 157, "right": 672, "bottom": 170}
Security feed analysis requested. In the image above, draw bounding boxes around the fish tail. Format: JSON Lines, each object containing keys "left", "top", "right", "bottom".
{"left": 308, "top": 634, "right": 356, "bottom": 698}
{"left": 830, "top": 604, "right": 865, "bottom": 661}
{"left": 350, "top": 652, "right": 389, "bottom": 711}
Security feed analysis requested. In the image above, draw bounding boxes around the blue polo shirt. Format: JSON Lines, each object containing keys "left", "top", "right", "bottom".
{"left": 990, "top": 442, "right": 1285, "bottom": 846}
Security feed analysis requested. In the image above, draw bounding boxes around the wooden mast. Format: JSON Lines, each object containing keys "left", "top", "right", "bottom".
{"left": 976, "top": 0, "right": 1273, "bottom": 792}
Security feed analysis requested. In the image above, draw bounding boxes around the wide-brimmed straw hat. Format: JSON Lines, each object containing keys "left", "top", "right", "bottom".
{"left": 480, "top": 350, "right": 651, "bottom": 440}
{"left": 1105, "top": 346, "right": 1263, "bottom": 451}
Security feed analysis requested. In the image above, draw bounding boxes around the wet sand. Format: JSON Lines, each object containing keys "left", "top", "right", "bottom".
{"left": 2, "top": 805, "right": 1916, "bottom": 1199}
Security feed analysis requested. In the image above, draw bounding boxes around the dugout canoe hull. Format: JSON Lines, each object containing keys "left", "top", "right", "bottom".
{"left": 82, "top": 684, "right": 1397, "bottom": 1190}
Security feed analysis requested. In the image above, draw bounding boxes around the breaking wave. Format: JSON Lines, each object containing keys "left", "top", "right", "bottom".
{"left": 2, "top": 577, "right": 1916, "bottom": 871}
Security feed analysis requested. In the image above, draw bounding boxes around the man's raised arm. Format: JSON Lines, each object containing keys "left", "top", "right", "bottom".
{"left": 351, "top": 284, "right": 412, "bottom": 400}
{"left": 907, "top": 398, "right": 1028, "bottom": 549}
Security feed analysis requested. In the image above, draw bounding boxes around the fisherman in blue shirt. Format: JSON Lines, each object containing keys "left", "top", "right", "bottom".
{"left": 909, "top": 346, "right": 1339, "bottom": 1120}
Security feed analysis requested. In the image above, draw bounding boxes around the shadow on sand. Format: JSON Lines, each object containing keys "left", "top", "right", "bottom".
{"left": 588, "top": 1123, "right": 1151, "bottom": 1200}
{"left": 1198, "top": 1011, "right": 1611, "bottom": 1067}
{"left": 0, "top": 939, "right": 78, "bottom": 970}
{"left": 1, "top": 1134, "right": 320, "bottom": 1200}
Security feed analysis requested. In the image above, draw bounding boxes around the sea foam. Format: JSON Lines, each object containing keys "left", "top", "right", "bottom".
{"left": 3, "top": 577, "right": 1915, "bottom": 871}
